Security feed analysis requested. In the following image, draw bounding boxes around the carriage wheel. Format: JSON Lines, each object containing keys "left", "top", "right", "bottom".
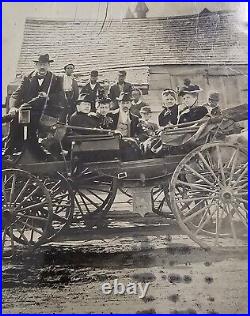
{"left": 169, "top": 142, "right": 248, "bottom": 249}
{"left": 41, "top": 173, "right": 74, "bottom": 240}
{"left": 71, "top": 170, "right": 118, "bottom": 226}
{"left": 2, "top": 169, "right": 53, "bottom": 256}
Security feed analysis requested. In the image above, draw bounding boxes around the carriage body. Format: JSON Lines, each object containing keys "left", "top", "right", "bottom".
{"left": 2, "top": 107, "right": 248, "bottom": 255}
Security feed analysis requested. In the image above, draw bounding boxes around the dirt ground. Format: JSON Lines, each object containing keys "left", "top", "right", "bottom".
{"left": 2, "top": 234, "right": 248, "bottom": 314}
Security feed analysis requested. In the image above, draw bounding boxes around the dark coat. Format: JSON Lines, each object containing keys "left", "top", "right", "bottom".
{"left": 137, "top": 119, "right": 158, "bottom": 142}
{"left": 95, "top": 113, "right": 115, "bottom": 130}
{"left": 58, "top": 75, "right": 79, "bottom": 115}
{"left": 108, "top": 82, "right": 133, "bottom": 109}
{"left": 179, "top": 106, "right": 208, "bottom": 124}
{"left": 70, "top": 111, "right": 98, "bottom": 132}
{"left": 80, "top": 82, "right": 102, "bottom": 111}
{"left": 10, "top": 71, "right": 64, "bottom": 120}
{"left": 158, "top": 104, "right": 179, "bottom": 126}
{"left": 6, "top": 71, "right": 63, "bottom": 156}
{"left": 107, "top": 110, "right": 139, "bottom": 137}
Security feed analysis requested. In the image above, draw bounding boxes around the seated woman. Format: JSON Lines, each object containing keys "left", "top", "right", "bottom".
{"left": 69, "top": 94, "right": 99, "bottom": 134}
{"left": 178, "top": 79, "right": 208, "bottom": 124}
{"left": 158, "top": 89, "right": 179, "bottom": 127}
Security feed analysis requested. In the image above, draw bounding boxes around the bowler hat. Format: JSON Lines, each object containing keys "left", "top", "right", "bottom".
{"left": 116, "top": 92, "right": 132, "bottom": 102}
{"left": 209, "top": 92, "right": 220, "bottom": 101}
{"left": 91, "top": 70, "right": 98, "bottom": 77}
{"left": 99, "top": 97, "right": 111, "bottom": 105}
{"left": 33, "top": 54, "right": 54, "bottom": 63}
{"left": 178, "top": 79, "right": 202, "bottom": 97}
{"left": 64, "top": 63, "right": 75, "bottom": 70}
{"left": 118, "top": 70, "right": 127, "bottom": 76}
{"left": 140, "top": 106, "right": 152, "bottom": 114}
{"left": 76, "top": 94, "right": 92, "bottom": 104}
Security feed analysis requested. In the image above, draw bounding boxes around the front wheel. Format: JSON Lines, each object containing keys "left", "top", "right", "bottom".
{"left": 2, "top": 169, "right": 53, "bottom": 256}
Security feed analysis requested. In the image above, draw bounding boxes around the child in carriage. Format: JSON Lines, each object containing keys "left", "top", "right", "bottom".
{"left": 95, "top": 97, "right": 115, "bottom": 130}
{"left": 137, "top": 106, "right": 158, "bottom": 142}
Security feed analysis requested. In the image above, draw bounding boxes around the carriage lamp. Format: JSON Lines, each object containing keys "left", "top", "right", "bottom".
{"left": 18, "top": 108, "right": 31, "bottom": 124}
{"left": 18, "top": 107, "right": 31, "bottom": 140}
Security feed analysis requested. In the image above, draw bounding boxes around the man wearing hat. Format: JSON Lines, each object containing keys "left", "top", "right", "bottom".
{"left": 178, "top": 79, "right": 208, "bottom": 124}
{"left": 59, "top": 63, "right": 79, "bottom": 120}
{"left": 69, "top": 94, "right": 99, "bottom": 134}
{"left": 203, "top": 92, "right": 222, "bottom": 116}
{"left": 4, "top": 54, "right": 64, "bottom": 156}
{"left": 137, "top": 106, "right": 158, "bottom": 142}
{"left": 108, "top": 92, "right": 139, "bottom": 137}
{"left": 80, "top": 70, "right": 102, "bottom": 112}
{"left": 108, "top": 70, "right": 133, "bottom": 110}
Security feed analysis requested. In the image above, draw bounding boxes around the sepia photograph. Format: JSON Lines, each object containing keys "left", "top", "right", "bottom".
{"left": 2, "top": 1, "right": 248, "bottom": 314}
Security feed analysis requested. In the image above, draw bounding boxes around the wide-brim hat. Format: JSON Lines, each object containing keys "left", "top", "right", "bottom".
{"left": 209, "top": 92, "right": 220, "bottom": 101}
{"left": 33, "top": 54, "right": 54, "bottom": 63}
{"left": 116, "top": 92, "right": 132, "bottom": 102}
{"left": 140, "top": 106, "right": 152, "bottom": 114}
{"left": 76, "top": 94, "right": 92, "bottom": 104}
{"left": 178, "top": 79, "right": 202, "bottom": 97}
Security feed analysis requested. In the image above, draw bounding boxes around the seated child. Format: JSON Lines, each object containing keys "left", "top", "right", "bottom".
{"left": 137, "top": 106, "right": 158, "bottom": 142}
{"left": 95, "top": 97, "right": 115, "bottom": 130}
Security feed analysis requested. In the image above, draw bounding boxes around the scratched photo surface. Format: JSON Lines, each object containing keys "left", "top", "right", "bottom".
{"left": 2, "top": 2, "right": 248, "bottom": 314}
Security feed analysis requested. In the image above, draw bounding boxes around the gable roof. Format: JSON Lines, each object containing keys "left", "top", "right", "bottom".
{"left": 17, "top": 10, "right": 247, "bottom": 83}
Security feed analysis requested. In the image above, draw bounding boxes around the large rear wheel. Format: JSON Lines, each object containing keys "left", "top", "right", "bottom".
{"left": 169, "top": 142, "right": 247, "bottom": 249}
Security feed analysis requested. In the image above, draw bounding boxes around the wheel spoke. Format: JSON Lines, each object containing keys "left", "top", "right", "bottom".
{"left": 183, "top": 198, "right": 215, "bottom": 224}
{"left": 9, "top": 173, "right": 17, "bottom": 204}
{"left": 86, "top": 189, "right": 105, "bottom": 203}
{"left": 195, "top": 205, "right": 217, "bottom": 235}
{"left": 228, "top": 147, "right": 239, "bottom": 185}
{"left": 216, "top": 145, "right": 226, "bottom": 185}
{"left": 184, "top": 163, "right": 215, "bottom": 187}
{"left": 198, "top": 152, "right": 221, "bottom": 185}
{"left": 17, "top": 218, "right": 44, "bottom": 235}
{"left": 176, "top": 180, "right": 215, "bottom": 193}
{"left": 232, "top": 164, "right": 248, "bottom": 189}
{"left": 13, "top": 179, "right": 31, "bottom": 205}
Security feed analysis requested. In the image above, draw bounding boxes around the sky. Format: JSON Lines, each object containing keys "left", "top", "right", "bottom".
{"left": 2, "top": 2, "right": 248, "bottom": 102}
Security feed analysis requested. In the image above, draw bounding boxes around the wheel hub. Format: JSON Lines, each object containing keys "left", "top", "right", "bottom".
{"left": 221, "top": 188, "right": 233, "bottom": 202}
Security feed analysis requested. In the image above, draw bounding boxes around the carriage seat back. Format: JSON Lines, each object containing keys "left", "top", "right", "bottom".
{"left": 68, "top": 134, "right": 120, "bottom": 162}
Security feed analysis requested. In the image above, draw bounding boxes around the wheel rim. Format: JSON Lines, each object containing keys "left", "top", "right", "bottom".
{"left": 2, "top": 169, "right": 53, "bottom": 255}
{"left": 72, "top": 170, "right": 118, "bottom": 222}
{"left": 169, "top": 142, "right": 248, "bottom": 248}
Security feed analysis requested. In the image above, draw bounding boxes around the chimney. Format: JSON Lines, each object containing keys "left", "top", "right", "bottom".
{"left": 125, "top": 7, "right": 135, "bottom": 19}
{"left": 135, "top": 2, "right": 149, "bottom": 19}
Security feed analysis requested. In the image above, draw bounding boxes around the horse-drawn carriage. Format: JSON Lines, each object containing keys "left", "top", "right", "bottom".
{"left": 2, "top": 105, "right": 248, "bottom": 256}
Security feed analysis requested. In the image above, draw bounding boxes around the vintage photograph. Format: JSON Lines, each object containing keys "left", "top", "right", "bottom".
{"left": 2, "top": 1, "right": 248, "bottom": 314}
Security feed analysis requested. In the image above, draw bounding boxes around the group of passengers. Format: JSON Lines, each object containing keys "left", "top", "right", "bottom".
{"left": 3, "top": 54, "right": 222, "bottom": 158}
